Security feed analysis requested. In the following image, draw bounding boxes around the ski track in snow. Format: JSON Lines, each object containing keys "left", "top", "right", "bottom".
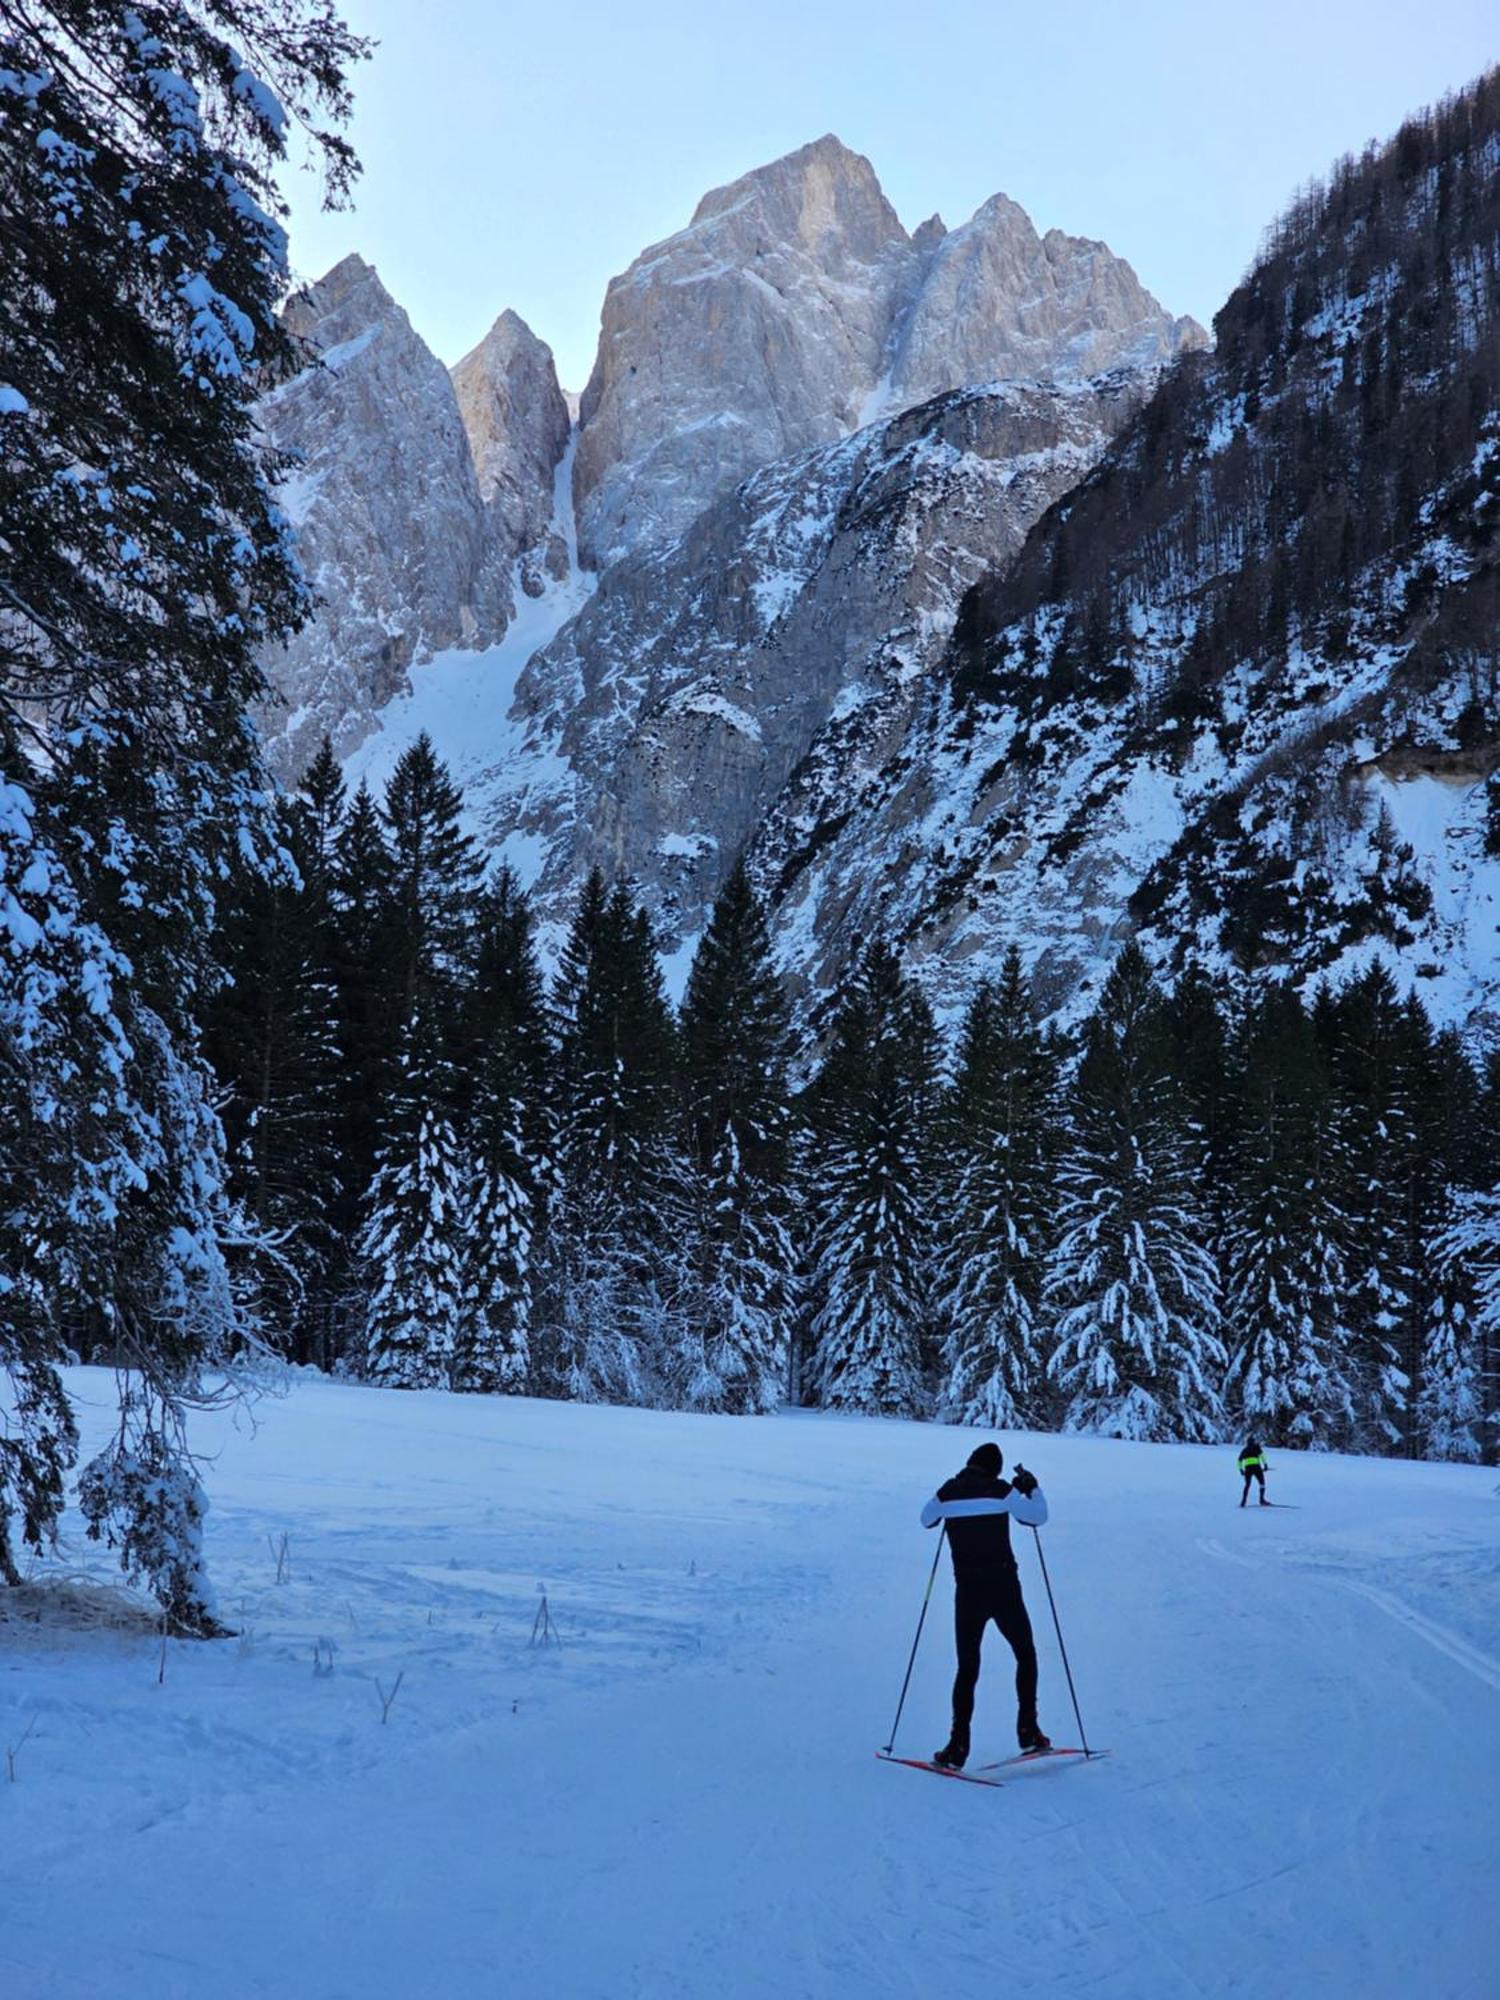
{"left": 2, "top": 1375, "right": 1497, "bottom": 1999}
{"left": 1201, "top": 1531, "right": 1500, "bottom": 1693}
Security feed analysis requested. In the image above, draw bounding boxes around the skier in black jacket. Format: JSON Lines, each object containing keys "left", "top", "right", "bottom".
{"left": 920, "top": 1441, "right": 1050, "bottom": 1770}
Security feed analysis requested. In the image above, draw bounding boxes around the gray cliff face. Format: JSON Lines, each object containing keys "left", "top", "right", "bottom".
{"left": 886, "top": 196, "right": 1207, "bottom": 405}
{"left": 569, "top": 137, "right": 1203, "bottom": 569}
{"left": 257, "top": 255, "right": 513, "bottom": 781}
{"left": 503, "top": 371, "right": 1152, "bottom": 949}
{"left": 450, "top": 310, "right": 572, "bottom": 594}
{"left": 571, "top": 136, "right": 916, "bottom": 571}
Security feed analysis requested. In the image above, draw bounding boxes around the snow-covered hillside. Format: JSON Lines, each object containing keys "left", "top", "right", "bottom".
{"left": 4, "top": 1372, "right": 1497, "bottom": 1998}
{"left": 772, "top": 78, "right": 1500, "bottom": 1034}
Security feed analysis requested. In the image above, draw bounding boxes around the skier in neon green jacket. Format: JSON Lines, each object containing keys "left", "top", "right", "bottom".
{"left": 1238, "top": 1439, "right": 1270, "bottom": 1507}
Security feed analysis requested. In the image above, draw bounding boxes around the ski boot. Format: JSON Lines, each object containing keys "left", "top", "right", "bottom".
{"left": 1016, "top": 1721, "right": 1052, "bottom": 1756}
{"left": 932, "top": 1737, "right": 969, "bottom": 1771}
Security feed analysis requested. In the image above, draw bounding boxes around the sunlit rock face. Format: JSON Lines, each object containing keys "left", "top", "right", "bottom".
{"left": 570, "top": 136, "right": 1202, "bottom": 569}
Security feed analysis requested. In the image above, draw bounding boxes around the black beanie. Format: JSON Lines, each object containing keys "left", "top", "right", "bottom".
{"left": 966, "top": 1442, "right": 1003, "bottom": 1476}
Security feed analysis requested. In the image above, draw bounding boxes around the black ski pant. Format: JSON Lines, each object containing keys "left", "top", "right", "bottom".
{"left": 1240, "top": 1468, "right": 1266, "bottom": 1505}
{"left": 950, "top": 1568, "right": 1038, "bottom": 1746}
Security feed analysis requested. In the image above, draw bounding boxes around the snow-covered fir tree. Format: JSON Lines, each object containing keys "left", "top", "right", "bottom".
{"left": 451, "top": 872, "right": 550, "bottom": 1395}
{"left": 536, "top": 875, "right": 683, "bottom": 1403}
{"left": 456, "top": 1147, "right": 532, "bottom": 1395}
{"left": 1222, "top": 985, "right": 1355, "bottom": 1446}
{"left": 807, "top": 941, "right": 938, "bottom": 1417}
{"left": 937, "top": 950, "right": 1059, "bottom": 1428}
{"left": 672, "top": 862, "right": 796, "bottom": 1413}
{"left": 1315, "top": 968, "right": 1419, "bottom": 1449}
{"left": 380, "top": 733, "right": 485, "bottom": 1020}
{"left": 1404, "top": 1022, "right": 1490, "bottom": 1458}
{"left": 1045, "top": 945, "right": 1226, "bottom": 1442}
{"left": 329, "top": 779, "right": 396, "bottom": 1282}
{"left": 1415, "top": 1264, "right": 1484, "bottom": 1463}
{"left": 0, "top": 0, "right": 364, "bottom": 1615}
{"left": 1429, "top": 1190, "right": 1500, "bottom": 1462}
{"left": 206, "top": 786, "right": 345, "bottom": 1360}
{"left": 361, "top": 1001, "right": 467, "bottom": 1389}
{"left": 1164, "top": 964, "right": 1236, "bottom": 1224}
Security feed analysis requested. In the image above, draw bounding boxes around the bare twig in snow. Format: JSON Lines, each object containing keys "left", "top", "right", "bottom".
{"left": 6, "top": 1714, "right": 39, "bottom": 1782}
{"left": 375, "top": 1672, "right": 403, "bottom": 1723}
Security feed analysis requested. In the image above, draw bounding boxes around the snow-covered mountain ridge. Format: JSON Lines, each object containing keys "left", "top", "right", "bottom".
{"left": 255, "top": 136, "right": 1199, "bottom": 819}
{"left": 256, "top": 83, "right": 1500, "bottom": 1040}
{"left": 258, "top": 254, "right": 519, "bottom": 782}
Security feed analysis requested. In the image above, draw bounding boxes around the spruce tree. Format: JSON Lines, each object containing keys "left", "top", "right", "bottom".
{"left": 0, "top": 0, "right": 364, "bottom": 1616}
{"left": 1402, "top": 1019, "right": 1485, "bottom": 1455}
{"left": 1045, "top": 944, "right": 1226, "bottom": 1442}
{"left": 674, "top": 861, "right": 796, "bottom": 1413}
{"left": 292, "top": 738, "right": 348, "bottom": 906}
{"left": 380, "top": 732, "right": 484, "bottom": 1032}
{"left": 205, "top": 788, "right": 344, "bottom": 1360}
{"left": 456, "top": 1145, "right": 533, "bottom": 1395}
{"left": 1164, "top": 963, "right": 1236, "bottom": 1225}
{"left": 1415, "top": 1030, "right": 1492, "bottom": 1461}
{"left": 536, "top": 877, "right": 682, "bottom": 1403}
{"left": 360, "top": 999, "right": 466, "bottom": 1390}
{"left": 1222, "top": 986, "right": 1355, "bottom": 1446}
{"left": 1415, "top": 1266, "right": 1484, "bottom": 1462}
{"left": 452, "top": 871, "right": 550, "bottom": 1395}
{"left": 937, "top": 952, "right": 1059, "bottom": 1428}
{"left": 807, "top": 940, "right": 938, "bottom": 1417}
{"left": 330, "top": 779, "right": 395, "bottom": 1256}
{"left": 1317, "top": 966, "right": 1419, "bottom": 1449}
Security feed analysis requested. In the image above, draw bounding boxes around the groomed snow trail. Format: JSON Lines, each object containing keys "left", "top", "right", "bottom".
{"left": 3, "top": 1375, "right": 1497, "bottom": 1999}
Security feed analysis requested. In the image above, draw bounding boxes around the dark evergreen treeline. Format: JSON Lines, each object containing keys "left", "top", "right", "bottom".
{"left": 952, "top": 69, "right": 1500, "bottom": 728}
{"left": 205, "top": 734, "right": 1499, "bottom": 1462}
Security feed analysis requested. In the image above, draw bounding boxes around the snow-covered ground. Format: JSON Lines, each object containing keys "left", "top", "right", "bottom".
{"left": 3, "top": 1373, "right": 1497, "bottom": 1999}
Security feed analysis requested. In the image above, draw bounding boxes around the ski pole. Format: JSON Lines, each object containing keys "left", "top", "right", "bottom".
{"left": 1030, "top": 1526, "right": 1092, "bottom": 1758}
{"left": 883, "top": 1525, "right": 946, "bottom": 1754}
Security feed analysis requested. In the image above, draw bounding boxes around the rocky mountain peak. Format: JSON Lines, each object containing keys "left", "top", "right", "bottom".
{"left": 887, "top": 196, "right": 1207, "bottom": 405}
{"left": 571, "top": 135, "right": 916, "bottom": 568}
{"left": 257, "top": 256, "right": 512, "bottom": 780}
{"left": 569, "top": 138, "right": 1204, "bottom": 568}
{"left": 685, "top": 132, "right": 904, "bottom": 254}
{"left": 281, "top": 252, "right": 392, "bottom": 348}
{"left": 451, "top": 308, "right": 571, "bottom": 593}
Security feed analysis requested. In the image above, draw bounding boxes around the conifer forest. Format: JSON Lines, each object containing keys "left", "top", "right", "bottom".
{"left": 201, "top": 732, "right": 1500, "bottom": 1473}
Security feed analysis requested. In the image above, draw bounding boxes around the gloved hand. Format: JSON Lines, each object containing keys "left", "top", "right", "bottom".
{"left": 1011, "top": 1465, "right": 1039, "bottom": 1498}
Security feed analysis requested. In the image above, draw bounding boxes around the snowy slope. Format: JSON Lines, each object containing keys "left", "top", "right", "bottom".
{"left": 3, "top": 1372, "right": 1497, "bottom": 1998}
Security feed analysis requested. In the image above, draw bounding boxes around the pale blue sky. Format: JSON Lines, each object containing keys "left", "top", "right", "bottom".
{"left": 280, "top": 0, "right": 1499, "bottom": 390}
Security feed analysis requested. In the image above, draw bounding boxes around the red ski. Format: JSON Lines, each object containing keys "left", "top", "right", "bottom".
{"left": 875, "top": 1751, "right": 1005, "bottom": 1789}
